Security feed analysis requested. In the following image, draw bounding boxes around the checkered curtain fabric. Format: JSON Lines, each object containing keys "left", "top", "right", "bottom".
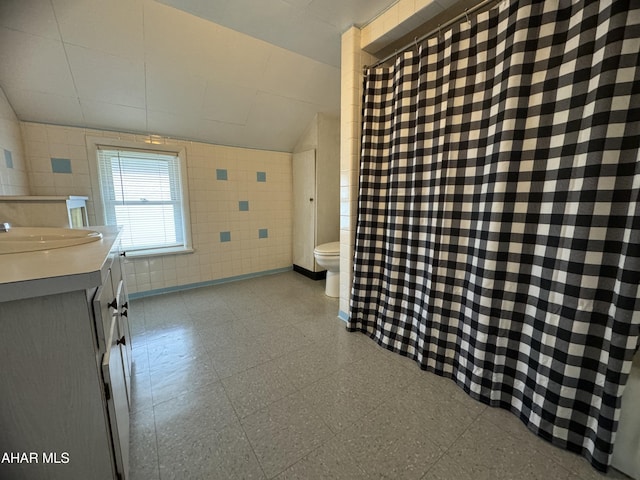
{"left": 349, "top": 0, "right": 640, "bottom": 471}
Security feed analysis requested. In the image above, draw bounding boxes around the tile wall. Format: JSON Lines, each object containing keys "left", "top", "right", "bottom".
{"left": 0, "top": 88, "right": 29, "bottom": 195}
{"left": 339, "top": 28, "right": 376, "bottom": 319}
{"left": 20, "top": 122, "right": 292, "bottom": 294}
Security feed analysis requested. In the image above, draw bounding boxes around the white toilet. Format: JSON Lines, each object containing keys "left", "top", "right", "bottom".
{"left": 313, "top": 242, "right": 340, "bottom": 297}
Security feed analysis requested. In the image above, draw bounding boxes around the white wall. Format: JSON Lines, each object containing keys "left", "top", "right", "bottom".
{"left": 294, "top": 113, "right": 340, "bottom": 248}
{"left": 339, "top": 28, "right": 376, "bottom": 318}
{"left": 20, "top": 122, "right": 293, "bottom": 294}
{"left": 316, "top": 113, "right": 340, "bottom": 247}
{"left": 0, "top": 87, "right": 29, "bottom": 195}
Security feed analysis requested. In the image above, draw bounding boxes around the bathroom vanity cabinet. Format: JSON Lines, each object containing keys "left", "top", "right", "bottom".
{"left": 0, "top": 226, "right": 131, "bottom": 480}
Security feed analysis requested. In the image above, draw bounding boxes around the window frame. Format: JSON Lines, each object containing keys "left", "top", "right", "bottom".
{"left": 87, "top": 136, "right": 193, "bottom": 257}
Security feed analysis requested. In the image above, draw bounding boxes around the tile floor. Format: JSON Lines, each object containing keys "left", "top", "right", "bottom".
{"left": 128, "top": 271, "right": 629, "bottom": 480}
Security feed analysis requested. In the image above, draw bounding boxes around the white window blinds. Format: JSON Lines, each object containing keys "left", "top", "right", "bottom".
{"left": 96, "top": 147, "right": 187, "bottom": 252}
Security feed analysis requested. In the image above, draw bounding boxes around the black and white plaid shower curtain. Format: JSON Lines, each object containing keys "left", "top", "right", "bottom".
{"left": 349, "top": 0, "right": 640, "bottom": 471}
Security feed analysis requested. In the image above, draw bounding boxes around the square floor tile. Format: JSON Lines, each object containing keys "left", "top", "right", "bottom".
{"left": 154, "top": 381, "right": 237, "bottom": 440}
{"left": 129, "top": 409, "right": 159, "bottom": 480}
{"left": 274, "top": 439, "right": 369, "bottom": 480}
{"left": 149, "top": 354, "right": 219, "bottom": 405}
{"left": 299, "top": 366, "right": 385, "bottom": 433}
{"left": 157, "top": 422, "right": 265, "bottom": 480}
{"left": 222, "top": 361, "right": 297, "bottom": 418}
{"left": 335, "top": 401, "right": 443, "bottom": 480}
{"left": 426, "top": 416, "right": 575, "bottom": 480}
{"left": 209, "top": 336, "right": 273, "bottom": 378}
{"left": 241, "top": 391, "right": 334, "bottom": 478}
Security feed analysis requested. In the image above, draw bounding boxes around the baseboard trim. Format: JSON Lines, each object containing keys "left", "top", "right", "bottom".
{"left": 293, "top": 264, "right": 326, "bottom": 281}
{"left": 129, "top": 266, "right": 293, "bottom": 299}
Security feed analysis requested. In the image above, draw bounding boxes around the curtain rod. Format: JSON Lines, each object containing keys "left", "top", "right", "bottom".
{"left": 366, "top": 0, "right": 499, "bottom": 70}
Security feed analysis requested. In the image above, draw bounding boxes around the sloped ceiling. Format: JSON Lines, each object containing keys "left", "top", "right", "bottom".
{"left": 0, "top": 0, "right": 404, "bottom": 152}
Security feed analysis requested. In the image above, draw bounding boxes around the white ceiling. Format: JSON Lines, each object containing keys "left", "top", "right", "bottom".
{"left": 0, "top": 0, "right": 411, "bottom": 152}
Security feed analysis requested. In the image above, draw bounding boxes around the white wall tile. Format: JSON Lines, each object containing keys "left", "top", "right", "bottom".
{"left": 12, "top": 121, "right": 293, "bottom": 294}
{"left": 339, "top": 26, "right": 364, "bottom": 311}
{"left": 0, "top": 88, "right": 29, "bottom": 195}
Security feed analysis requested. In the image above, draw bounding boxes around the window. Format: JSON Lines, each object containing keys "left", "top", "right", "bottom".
{"left": 95, "top": 144, "right": 191, "bottom": 255}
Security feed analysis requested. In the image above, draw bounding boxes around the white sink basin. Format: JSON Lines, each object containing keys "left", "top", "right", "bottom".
{"left": 0, "top": 227, "right": 103, "bottom": 254}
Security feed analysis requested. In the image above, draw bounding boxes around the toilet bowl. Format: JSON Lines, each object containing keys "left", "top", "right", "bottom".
{"left": 313, "top": 242, "right": 340, "bottom": 297}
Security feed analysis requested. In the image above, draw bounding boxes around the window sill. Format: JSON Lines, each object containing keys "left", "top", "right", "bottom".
{"left": 122, "top": 246, "right": 194, "bottom": 258}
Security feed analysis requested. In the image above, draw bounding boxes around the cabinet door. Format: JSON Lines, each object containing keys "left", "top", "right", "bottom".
{"left": 109, "top": 244, "right": 132, "bottom": 408}
{"left": 293, "top": 149, "right": 317, "bottom": 270}
{"left": 115, "top": 278, "right": 132, "bottom": 407}
{"left": 102, "top": 314, "right": 130, "bottom": 480}
{"left": 93, "top": 271, "right": 115, "bottom": 352}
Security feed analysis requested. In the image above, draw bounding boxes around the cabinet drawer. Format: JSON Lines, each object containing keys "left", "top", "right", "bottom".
{"left": 115, "top": 278, "right": 132, "bottom": 407}
{"left": 92, "top": 269, "right": 115, "bottom": 352}
{"left": 102, "top": 314, "right": 130, "bottom": 480}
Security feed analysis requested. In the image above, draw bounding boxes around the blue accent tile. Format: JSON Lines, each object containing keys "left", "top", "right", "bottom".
{"left": 4, "top": 149, "right": 13, "bottom": 169}
{"left": 239, "top": 201, "right": 249, "bottom": 211}
{"left": 51, "top": 157, "right": 72, "bottom": 174}
{"left": 220, "top": 231, "right": 231, "bottom": 242}
{"left": 216, "top": 169, "right": 228, "bottom": 180}
{"left": 257, "top": 171, "right": 267, "bottom": 182}
{"left": 258, "top": 228, "right": 268, "bottom": 239}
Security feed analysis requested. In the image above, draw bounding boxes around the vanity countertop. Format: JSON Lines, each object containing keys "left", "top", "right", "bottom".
{"left": 0, "top": 226, "right": 121, "bottom": 303}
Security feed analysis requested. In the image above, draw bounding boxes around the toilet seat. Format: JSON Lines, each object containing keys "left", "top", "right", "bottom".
{"left": 313, "top": 241, "right": 340, "bottom": 256}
